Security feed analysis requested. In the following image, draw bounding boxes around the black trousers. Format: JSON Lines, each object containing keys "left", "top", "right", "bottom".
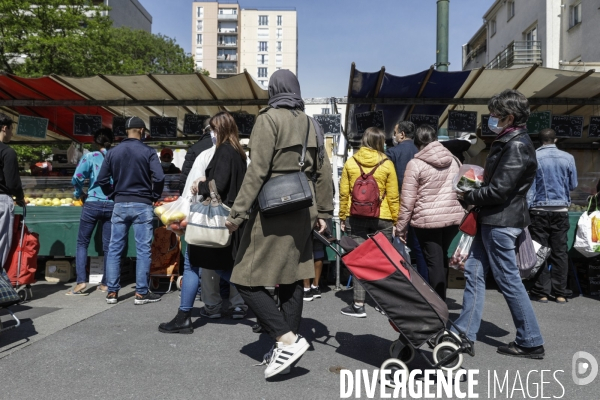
{"left": 414, "top": 225, "right": 458, "bottom": 301}
{"left": 236, "top": 281, "right": 303, "bottom": 341}
{"left": 528, "top": 211, "right": 571, "bottom": 298}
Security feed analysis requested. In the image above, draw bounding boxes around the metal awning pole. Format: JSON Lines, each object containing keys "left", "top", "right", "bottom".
{"left": 331, "top": 96, "right": 342, "bottom": 291}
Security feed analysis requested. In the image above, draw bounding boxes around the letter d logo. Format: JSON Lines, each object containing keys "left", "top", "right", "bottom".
{"left": 572, "top": 351, "right": 598, "bottom": 386}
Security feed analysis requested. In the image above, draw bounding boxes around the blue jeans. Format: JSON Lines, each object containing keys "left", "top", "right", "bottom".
{"left": 105, "top": 203, "right": 154, "bottom": 295}
{"left": 452, "top": 225, "right": 544, "bottom": 347}
{"left": 180, "top": 247, "right": 230, "bottom": 312}
{"left": 407, "top": 225, "right": 429, "bottom": 282}
{"left": 76, "top": 201, "right": 114, "bottom": 284}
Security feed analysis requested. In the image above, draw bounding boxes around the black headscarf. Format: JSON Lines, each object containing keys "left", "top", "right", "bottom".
{"left": 268, "top": 69, "right": 304, "bottom": 110}
{"left": 267, "top": 69, "right": 325, "bottom": 168}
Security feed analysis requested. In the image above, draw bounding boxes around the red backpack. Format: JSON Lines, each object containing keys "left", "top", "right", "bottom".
{"left": 350, "top": 157, "right": 388, "bottom": 218}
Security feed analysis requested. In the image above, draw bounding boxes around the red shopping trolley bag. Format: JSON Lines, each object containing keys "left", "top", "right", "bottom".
{"left": 3, "top": 215, "right": 40, "bottom": 287}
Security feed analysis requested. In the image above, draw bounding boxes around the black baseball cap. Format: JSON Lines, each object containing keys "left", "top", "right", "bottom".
{"left": 125, "top": 116, "right": 146, "bottom": 130}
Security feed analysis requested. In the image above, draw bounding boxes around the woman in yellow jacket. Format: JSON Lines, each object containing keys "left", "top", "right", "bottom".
{"left": 339, "top": 127, "right": 399, "bottom": 318}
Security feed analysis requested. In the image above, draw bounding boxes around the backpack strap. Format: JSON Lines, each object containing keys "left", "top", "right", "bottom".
{"left": 352, "top": 156, "right": 389, "bottom": 200}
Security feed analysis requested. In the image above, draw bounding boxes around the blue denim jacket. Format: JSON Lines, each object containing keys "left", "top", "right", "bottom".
{"left": 527, "top": 145, "right": 577, "bottom": 208}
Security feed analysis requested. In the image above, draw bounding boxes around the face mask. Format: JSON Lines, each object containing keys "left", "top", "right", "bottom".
{"left": 488, "top": 116, "right": 504, "bottom": 134}
{"left": 161, "top": 162, "right": 172, "bottom": 169}
{"left": 210, "top": 130, "right": 217, "bottom": 145}
{"left": 392, "top": 136, "right": 399, "bottom": 146}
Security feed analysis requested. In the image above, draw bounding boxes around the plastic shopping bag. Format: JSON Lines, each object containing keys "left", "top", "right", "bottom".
{"left": 453, "top": 164, "right": 485, "bottom": 192}
{"left": 449, "top": 233, "right": 473, "bottom": 271}
{"left": 154, "top": 197, "right": 190, "bottom": 235}
{"left": 516, "top": 227, "right": 537, "bottom": 279}
{"left": 574, "top": 198, "right": 600, "bottom": 257}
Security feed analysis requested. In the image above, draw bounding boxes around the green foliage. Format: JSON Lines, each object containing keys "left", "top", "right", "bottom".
{"left": 12, "top": 145, "right": 53, "bottom": 164}
{"left": 198, "top": 68, "right": 210, "bottom": 77}
{"left": 0, "top": 0, "right": 195, "bottom": 77}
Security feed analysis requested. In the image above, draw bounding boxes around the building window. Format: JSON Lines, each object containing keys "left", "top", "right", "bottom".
{"left": 196, "top": 61, "right": 203, "bottom": 70}
{"left": 196, "top": 34, "right": 202, "bottom": 45}
{"left": 276, "top": 28, "right": 283, "bottom": 39}
{"left": 570, "top": 3, "right": 582, "bottom": 28}
{"left": 197, "top": 7, "right": 203, "bottom": 18}
{"left": 276, "top": 67, "right": 281, "bottom": 70}
{"left": 197, "top": 20, "right": 203, "bottom": 31}
{"left": 258, "top": 41, "right": 268, "bottom": 52}
{"left": 322, "top": 108, "right": 330, "bottom": 114}
{"left": 259, "top": 80, "right": 268, "bottom": 87}
{"left": 277, "top": 15, "right": 282, "bottom": 26}
{"left": 219, "top": 8, "right": 237, "bottom": 15}
{"left": 259, "top": 15, "right": 268, "bottom": 26}
{"left": 258, "top": 28, "right": 269, "bottom": 38}
{"left": 526, "top": 26, "right": 537, "bottom": 42}
{"left": 258, "top": 67, "right": 268, "bottom": 78}
{"left": 490, "top": 19, "right": 496, "bottom": 36}
{"left": 257, "top": 54, "right": 268, "bottom": 65}
{"left": 507, "top": 1, "right": 515, "bottom": 21}
{"left": 196, "top": 47, "right": 203, "bottom": 58}
{"left": 276, "top": 54, "right": 282, "bottom": 65}
{"left": 276, "top": 41, "right": 282, "bottom": 52}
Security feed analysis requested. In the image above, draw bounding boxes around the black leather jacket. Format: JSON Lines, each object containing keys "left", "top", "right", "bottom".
{"left": 464, "top": 128, "right": 537, "bottom": 228}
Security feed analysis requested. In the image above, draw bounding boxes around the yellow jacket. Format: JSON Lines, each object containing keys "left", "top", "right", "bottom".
{"left": 339, "top": 147, "right": 399, "bottom": 223}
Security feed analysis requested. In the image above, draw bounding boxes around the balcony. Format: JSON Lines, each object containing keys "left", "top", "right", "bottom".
{"left": 487, "top": 41, "right": 542, "bottom": 69}
{"left": 218, "top": 13, "right": 238, "bottom": 21}
{"left": 218, "top": 28, "right": 238, "bottom": 34}
{"left": 217, "top": 54, "right": 238, "bottom": 61}
{"left": 217, "top": 67, "right": 237, "bottom": 74}
{"left": 218, "top": 42, "right": 237, "bottom": 48}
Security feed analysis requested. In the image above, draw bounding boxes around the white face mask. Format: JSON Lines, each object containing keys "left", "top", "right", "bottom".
{"left": 392, "top": 136, "right": 399, "bottom": 146}
{"left": 488, "top": 116, "right": 504, "bottom": 134}
{"left": 210, "top": 130, "right": 217, "bottom": 145}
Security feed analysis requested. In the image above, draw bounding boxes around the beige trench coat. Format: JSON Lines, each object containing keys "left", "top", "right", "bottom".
{"left": 228, "top": 107, "right": 333, "bottom": 287}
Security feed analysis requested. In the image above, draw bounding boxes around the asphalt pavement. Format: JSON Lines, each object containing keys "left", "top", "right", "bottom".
{"left": 1, "top": 281, "right": 599, "bottom": 399}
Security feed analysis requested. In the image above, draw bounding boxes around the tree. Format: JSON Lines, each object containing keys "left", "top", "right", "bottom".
{"left": 0, "top": 0, "right": 195, "bottom": 77}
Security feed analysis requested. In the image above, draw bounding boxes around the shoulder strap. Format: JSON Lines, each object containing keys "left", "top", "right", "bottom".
{"left": 299, "top": 116, "right": 310, "bottom": 171}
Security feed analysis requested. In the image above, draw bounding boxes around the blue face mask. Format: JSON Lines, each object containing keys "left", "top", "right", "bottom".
{"left": 488, "top": 116, "right": 504, "bottom": 134}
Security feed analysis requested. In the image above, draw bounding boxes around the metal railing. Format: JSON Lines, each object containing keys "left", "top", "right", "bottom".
{"left": 218, "top": 28, "right": 237, "bottom": 33}
{"left": 487, "top": 41, "right": 542, "bottom": 69}
{"left": 218, "top": 42, "right": 237, "bottom": 47}
{"left": 217, "top": 68, "right": 237, "bottom": 74}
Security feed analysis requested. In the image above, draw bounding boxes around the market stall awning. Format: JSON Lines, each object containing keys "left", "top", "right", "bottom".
{"left": 345, "top": 64, "right": 600, "bottom": 144}
{"left": 0, "top": 72, "right": 268, "bottom": 143}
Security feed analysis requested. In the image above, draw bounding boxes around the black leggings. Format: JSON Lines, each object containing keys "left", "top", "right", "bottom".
{"left": 236, "top": 281, "right": 304, "bottom": 341}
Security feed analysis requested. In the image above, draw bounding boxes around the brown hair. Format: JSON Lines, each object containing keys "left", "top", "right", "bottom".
{"left": 360, "top": 127, "right": 386, "bottom": 153}
{"left": 209, "top": 112, "right": 247, "bottom": 161}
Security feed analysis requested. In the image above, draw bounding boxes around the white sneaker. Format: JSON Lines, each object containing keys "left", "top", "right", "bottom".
{"left": 255, "top": 345, "right": 290, "bottom": 375}
{"left": 264, "top": 335, "right": 309, "bottom": 378}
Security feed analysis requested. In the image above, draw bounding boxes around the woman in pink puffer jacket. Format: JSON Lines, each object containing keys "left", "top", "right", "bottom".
{"left": 396, "top": 124, "right": 465, "bottom": 300}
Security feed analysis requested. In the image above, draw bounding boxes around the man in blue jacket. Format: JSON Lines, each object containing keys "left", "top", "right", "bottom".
{"left": 98, "top": 117, "right": 165, "bottom": 305}
{"left": 527, "top": 128, "right": 577, "bottom": 305}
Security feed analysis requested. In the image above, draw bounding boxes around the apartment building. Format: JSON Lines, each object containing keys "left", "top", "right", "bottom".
{"left": 95, "top": 0, "right": 152, "bottom": 32}
{"left": 191, "top": 1, "right": 297, "bottom": 85}
{"left": 462, "top": 0, "right": 600, "bottom": 71}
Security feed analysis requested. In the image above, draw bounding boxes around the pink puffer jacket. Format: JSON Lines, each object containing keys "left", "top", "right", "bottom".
{"left": 396, "top": 141, "right": 465, "bottom": 236}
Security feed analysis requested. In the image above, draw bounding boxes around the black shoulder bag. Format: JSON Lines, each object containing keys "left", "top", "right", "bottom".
{"left": 257, "top": 116, "right": 313, "bottom": 217}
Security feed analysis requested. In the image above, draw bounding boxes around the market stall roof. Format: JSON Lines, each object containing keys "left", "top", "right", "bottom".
{"left": 345, "top": 63, "right": 600, "bottom": 145}
{"left": 0, "top": 71, "right": 268, "bottom": 144}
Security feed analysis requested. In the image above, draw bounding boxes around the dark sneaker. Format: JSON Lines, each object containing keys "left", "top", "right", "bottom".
{"left": 200, "top": 307, "right": 221, "bottom": 319}
{"left": 231, "top": 306, "right": 246, "bottom": 320}
{"left": 106, "top": 292, "right": 118, "bottom": 304}
{"left": 497, "top": 342, "right": 545, "bottom": 359}
{"left": 341, "top": 303, "right": 366, "bottom": 318}
{"left": 252, "top": 323, "right": 264, "bottom": 333}
{"left": 134, "top": 292, "right": 161, "bottom": 305}
{"left": 311, "top": 286, "right": 322, "bottom": 299}
{"left": 303, "top": 289, "right": 314, "bottom": 302}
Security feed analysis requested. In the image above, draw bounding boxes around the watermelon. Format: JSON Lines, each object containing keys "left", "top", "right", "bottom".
{"left": 456, "top": 168, "right": 484, "bottom": 191}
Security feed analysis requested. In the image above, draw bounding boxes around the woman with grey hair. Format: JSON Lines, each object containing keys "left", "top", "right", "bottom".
{"left": 451, "top": 89, "right": 545, "bottom": 359}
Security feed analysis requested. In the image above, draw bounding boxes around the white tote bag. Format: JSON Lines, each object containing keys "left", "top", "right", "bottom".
{"left": 574, "top": 197, "right": 600, "bottom": 257}
{"left": 185, "top": 180, "right": 232, "bottom": 248}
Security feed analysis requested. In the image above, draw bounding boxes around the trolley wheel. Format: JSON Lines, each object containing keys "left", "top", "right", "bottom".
{"left": 433, "top": 342, "right": 463, "bottom": 372}
{"left": 150, "top": 278, "right": 160, "bottom": 290}
{"left": 435, "top": 330, "right": 461, "bottom": 347}
{"left": 176, "top": 276, "right": 184, "bottom": 290}
{"left": 380, "top": 358, "right": 409, "bottom": 389}
{"left": 389, "top": 340, "right": 415, "bottom": 364}
{"left": 17, "top": 288, "right": 28, "bottom": 302}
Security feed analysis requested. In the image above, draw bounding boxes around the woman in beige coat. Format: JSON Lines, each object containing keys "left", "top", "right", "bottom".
{"left": 225, "top": 70, "right": 333, "bottom": 379}
{"left": 396, "top": 124, "right": 464, "bottom": 300}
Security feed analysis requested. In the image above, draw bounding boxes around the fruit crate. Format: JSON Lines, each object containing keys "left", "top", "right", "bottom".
{"left": 20, "top": 176, "right": 81, "bottom": 207}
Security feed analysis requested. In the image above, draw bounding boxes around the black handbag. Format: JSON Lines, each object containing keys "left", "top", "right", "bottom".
{"left": 257, "top": 117, "right": 313, "bottom": 217}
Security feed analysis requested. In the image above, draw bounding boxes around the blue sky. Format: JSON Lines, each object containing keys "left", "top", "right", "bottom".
{"left": 139, "top": 0, "right": 491, "bottom": 97}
